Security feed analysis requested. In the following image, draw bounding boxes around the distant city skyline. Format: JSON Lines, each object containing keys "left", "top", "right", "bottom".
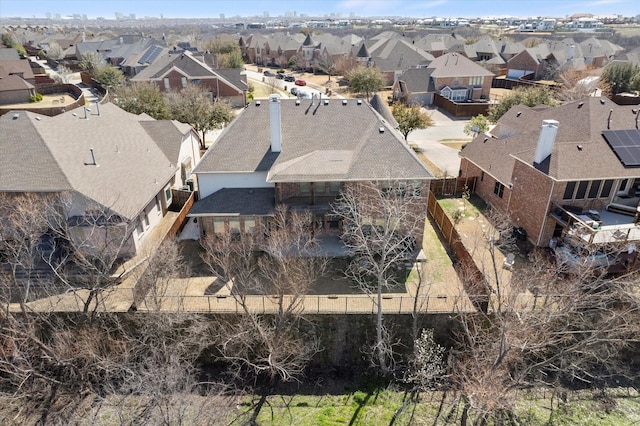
{"left": 1, "top": 0, "right": 639, "bottom": 20}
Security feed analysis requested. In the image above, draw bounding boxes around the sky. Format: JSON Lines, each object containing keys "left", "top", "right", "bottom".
{"left": 1, "top": 0, "right": 639, "bottom": 20}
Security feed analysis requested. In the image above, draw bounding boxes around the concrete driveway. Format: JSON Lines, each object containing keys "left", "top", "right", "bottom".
{"left": 407, "top": 107, "right": 470, "bottom": 176}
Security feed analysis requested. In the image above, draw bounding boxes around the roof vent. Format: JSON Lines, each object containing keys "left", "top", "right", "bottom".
{"left": 295, "top": 99, "right": 301, "bottom": 106}
{"left": 379, "top": 127, "right": 385, "bottom": 133}
{"left": 357, "top": 99, "right": 363, "bottom": 105}
{"left": 577, "top": 145, "right": 583, "bottom": 151}
{"left": 516, "top": 111, "right": 522, "bottom": 117}
{"left": 324, "top": 99, "right": 329, "bottom": 105}
{"left": 578, "top": 102, "right": 584, "bottom": 108}
{"left": 12, "top": 113, "right": 19, "bottom": 120}
{"left": 255, "top": 100, "right": 261, "bottom": 106}
{"left": 342, "top": 99, "right": 348, "bottom": 105}
{"left": 600, "top": 99, "right": 606, "bottom": 105}
{"left": 35, "top": 116, "right": 41, "bottom": 121}
{"left": 483, "top": 137, "right": 488, "bottom": 143}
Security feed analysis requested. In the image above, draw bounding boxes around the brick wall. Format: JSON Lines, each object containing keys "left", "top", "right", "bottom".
{"left": 433, "top": 75, "right": 492, "bottom": 100}
{"left": 506, "top": 51, "right": 541, "bottom": 79}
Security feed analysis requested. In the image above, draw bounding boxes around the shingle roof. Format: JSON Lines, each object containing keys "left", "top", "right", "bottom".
{"left": 428, "top": 53, "right": 494, "bottom": 78}
{"left": 396, "top": 68, "right": 435, "bottom": 94}
{"left": 131, "top": 51, "right": 245, "bottom": 93}
{"left": 194, "top": 97, "right": 432, "bottom": 183}
{"left": 0, "top": 112, "right": 71, "bottom": 192}
{"left": 0, "top": 104, "right": 179, "bottom": 220}
{"left": 140, "top": 120, "right": 192, "bottom": 165}
{"left": 461, "top": 97, "right": 640, "bottom": 185}
{"left": 365, "top": 38, "right": 434, "bottom": 72}
{"left": 190, "top": 188, "right": 275, "bottom": 216}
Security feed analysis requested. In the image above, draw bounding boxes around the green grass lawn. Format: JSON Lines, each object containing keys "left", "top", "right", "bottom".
{"left": 229, "top": 388, "right": 640, "bottom": 425}
{"left": 438, "top": 194, "right": 485, "bottom": 221}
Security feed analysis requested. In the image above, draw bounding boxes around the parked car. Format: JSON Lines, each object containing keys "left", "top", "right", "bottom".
{"left": 295, "top": 79, "right": 307, "bottom": 86}
{"left": 275, "top": 73, "right": 284, "bottom": 79}
{"left": 290, "top": 87, "right": 299, "bottom": 96}
{"left": 263, "top": 70, "right": 275, "bottom": 77}
{"left": 284, "top": 75, "right": 295, "bottom": 82}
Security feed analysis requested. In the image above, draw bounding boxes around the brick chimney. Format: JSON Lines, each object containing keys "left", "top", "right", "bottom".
{"left": 269, "top": 94, "right": 282, "bottom": 153}
{"left": 534, "top": 119, "right": 559, "bottom": 164}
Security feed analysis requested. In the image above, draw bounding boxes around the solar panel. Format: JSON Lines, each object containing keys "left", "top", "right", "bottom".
{"left": 602, "top": 129, "right": 640, "bottom": 167}
{"left": 139, "top": 45, "right": 163, "bottom": 65}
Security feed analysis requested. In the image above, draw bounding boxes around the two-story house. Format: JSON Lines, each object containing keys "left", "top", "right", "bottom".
{"left": 393, "top": 52, "right": 494, "bottom": 105}
{"left": 188, "top": 95, "right": 433, "bottom": 247}
{"left": 459, "top": 97, "right": 640, "bottom": 264}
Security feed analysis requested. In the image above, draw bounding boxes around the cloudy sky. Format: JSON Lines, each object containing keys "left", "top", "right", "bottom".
{"left": 1, "top": 0, "right": 638, "bottom": 19}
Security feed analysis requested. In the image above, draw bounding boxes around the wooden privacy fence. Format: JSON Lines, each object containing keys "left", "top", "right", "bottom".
{"left": 433, "top": 93, "right": 490, "bottom": 118}
{"left": 427, "top": 191, "right": 490, "bottom": 311}
{"left": 429, "top": 177, "right": 476, "bottom": 197}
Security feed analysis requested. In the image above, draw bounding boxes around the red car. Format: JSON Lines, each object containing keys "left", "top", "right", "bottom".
{"left": 295, "top": 79, "right": 307, "bottom": 86}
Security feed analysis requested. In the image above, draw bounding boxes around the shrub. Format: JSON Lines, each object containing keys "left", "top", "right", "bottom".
{"left": 29, "top": 93, "right": 43, "bottom": 103}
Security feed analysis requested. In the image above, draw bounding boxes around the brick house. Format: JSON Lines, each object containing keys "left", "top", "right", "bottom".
{"left": 460, "top": 97, "right": 640, "bottom": 258}
{"left": 188, "top": 95, "right": 433, "bottom": 249}
{"left": 131, "top": 50, "right": 247, "bottom": 107}
{"left": 0, "top": 58, "right": 36, "bottom": 105}
{"left": 393, "top": 52, "right": 494, "bottom": 106}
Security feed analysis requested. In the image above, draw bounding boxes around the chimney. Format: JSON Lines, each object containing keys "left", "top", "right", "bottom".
{"left": 568, "top": 44, "right": 575, "bottom": 59}
{"left": 269, "top": 94, "right": 282, "bottom": 153}
{"left": 533, "top": 120, "right": 559, "bottom": 164}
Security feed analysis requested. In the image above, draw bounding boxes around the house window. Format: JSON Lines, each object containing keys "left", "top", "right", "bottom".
{"left": 494, "top": 182, "right": 505, "bottom": 198}
{"left": 480, "top": 171, "right": 485, "bottom": 182}
{"left": 244, "top": 217, "right": 256, "bottom": 233}
{"left": 314, "top": 182, "right": 326, "bottom": 194}
{"left": 155, "top": 195, "right": 161, "bottom": 214}
{"left": 396, "top": 181, "right": 407, "bottom": 197}
{"left": 142, "top": 212, "right": 149, "bottom": 228}
{"left": 299, "top": 182, "right": 311, "bottom": 194}
{"left": 600, "top": 179, "right": 614, "bottom": 198}
{"left": 451, "top": 89, "right": 468, "bottom": 102}
{"left": 229, "top": 218, "right": 241, "bottom": 240}
{"left": 135, "top": 218, "right": 144, "bottom": 236}
{"left": 329, "top": 181, "right": 341, "bottom": 194}
{"left": 163, "top": 77, "right": 170, "bottom": 91}
{"left": 575, "top": 181, "right": 588, "bottom": 199}
{"left": 213, "top": 218, "right": 225, "bottom": 234}
{"left": 588, "top": 180, "right": 601, "bottom": 199}
{"left": 381, "top": 181, "right": 392, "bottom": 197}
{"left": 165, "top": 187, "right": 172, "bottom": 203}
{"left": 411, "top": 180, "right": 422, "bottom": 197}
{"left": 181, "top": 76, "right": 187, "bottom": 88}
{"left": 327, "top": 214, "right": 340, "bottom": 229}
{"left": 563, "top": 181, "right": 576, "bottom": 200}
{"left": 192, "top": 79, "right": 201, "bottom": 84}
{"left": 470, "top": 76, "right": 484, "bottom": 86}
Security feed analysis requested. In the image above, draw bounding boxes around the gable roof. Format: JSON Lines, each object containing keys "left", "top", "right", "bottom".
{"left": 131, "top": 50, "right": 245, "bottom": 92}
{"left": 428, "top": 52, "right": 494, "bottom": 78}
{"left": 194, "top": 97, "right": 432, "bottom": 183}
{"left": 461, "top": 97, "right": 640, "bottom": 185}
{"left": 363, "top": 38, "right": 434, "bottom": 72}
{"left": 0, "top": 104, "right": 180, "bottom": 220}
{"left": 396, "top": 67, "right": 435, "bottom": 94}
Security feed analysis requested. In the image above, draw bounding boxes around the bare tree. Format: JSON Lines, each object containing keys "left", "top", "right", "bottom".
{"left": 332, "top": 180, "right": 426, "bottom": 374}
{"left": 441, "top": 207, "right": 640, "bottom": 425}
{"left": 556, "top": 65, "right": 612, "bottom": 103}
{"left": 201, "top": 205, "right": 326, "bottom": 383}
